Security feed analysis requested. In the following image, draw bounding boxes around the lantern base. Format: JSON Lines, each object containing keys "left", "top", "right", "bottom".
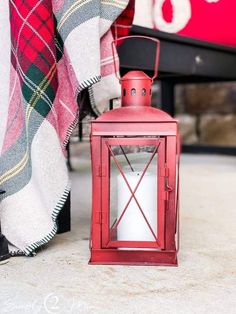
{"left": 89, "top": 249, "right": 178, "bottom": 266}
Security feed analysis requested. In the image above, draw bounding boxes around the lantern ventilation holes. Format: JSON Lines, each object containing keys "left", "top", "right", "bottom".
{"left": 131, "top": 88, "right": 136, "bottom": 96}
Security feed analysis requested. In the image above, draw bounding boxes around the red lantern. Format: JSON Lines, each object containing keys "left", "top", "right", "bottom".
{"left": 89, "top": 36, "right": 180, "bottom": 266}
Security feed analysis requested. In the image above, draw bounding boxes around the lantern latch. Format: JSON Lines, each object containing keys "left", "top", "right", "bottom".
{"left": 161, "top": 165, "right": 173, "bottom": 207}
{"left": 166, "top": 185, "right": 173, "bottom": 192}
{"left": 164, "top": 185, "right": 173, "bottom": 210}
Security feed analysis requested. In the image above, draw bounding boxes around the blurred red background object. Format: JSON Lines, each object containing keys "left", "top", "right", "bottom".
{"left": 152, "top": 0, "right": 236, "bottom": 47}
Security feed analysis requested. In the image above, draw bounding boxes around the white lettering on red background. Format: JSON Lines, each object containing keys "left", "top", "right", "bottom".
{"left": 154, "top": 0, "right": 192, "bottom": 33}
{"left": 153, "top": 0, "right": 221, "bottom": 33}
{"left": 205, "top": 0, "right": 220, "bottom": 2}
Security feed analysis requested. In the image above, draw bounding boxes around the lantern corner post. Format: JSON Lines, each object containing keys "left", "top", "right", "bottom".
{"left": 165, "top": 134, "right": 179, "bottom": 254}
{"left": 157, "top": 138, "right": 166, "bottom": 249}
{"left": 100, "top": 138, "right": 111, "bottom": 249}
{"left": 90, "top": 134, "right": 102, "bottom": 258}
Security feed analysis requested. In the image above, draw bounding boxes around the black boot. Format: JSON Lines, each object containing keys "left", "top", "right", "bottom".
{"left": 0, "top": 234, "right": 10, "bottom": 264}
{"left": 0, "top": 190, "right": 10, "bottom": 264}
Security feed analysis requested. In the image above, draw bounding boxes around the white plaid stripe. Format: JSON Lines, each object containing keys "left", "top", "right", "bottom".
{"left": 57, "top": 0, "right": 92, "bottom": 31}
{"left": 59, "top": 99, "right": 77, "bottom": 119}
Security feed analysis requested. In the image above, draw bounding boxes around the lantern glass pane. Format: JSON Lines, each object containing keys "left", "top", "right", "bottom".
{"left": 109, "top": 144, "right": 158, "bottom": 244}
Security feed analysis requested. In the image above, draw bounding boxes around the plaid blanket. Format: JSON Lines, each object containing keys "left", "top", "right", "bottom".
{"left": 0, "top": 0, "right": 134, "bottom": 256}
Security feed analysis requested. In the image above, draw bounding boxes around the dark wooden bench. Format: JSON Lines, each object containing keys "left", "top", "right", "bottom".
{"left": 118, "top": 25, "right": 236, "bottom": 155}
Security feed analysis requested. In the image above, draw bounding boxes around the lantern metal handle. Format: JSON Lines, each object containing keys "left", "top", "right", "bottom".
{"left": 111, "top": 35, "right": 160, "bottom": 82}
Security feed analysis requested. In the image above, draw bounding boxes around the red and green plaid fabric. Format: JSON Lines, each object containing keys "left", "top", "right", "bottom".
{"left": 0, "top": 0, "right": 134, "bottom": 255}
{"left": 112, "top": 0, "right": 135, "bottom": 42}
{"left": 10, "top": 0, "right": 57, "bottom": 120}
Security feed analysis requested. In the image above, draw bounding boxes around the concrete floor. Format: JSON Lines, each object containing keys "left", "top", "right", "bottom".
{"left": 1, "top": 143, "right": 236, "bottom": 314}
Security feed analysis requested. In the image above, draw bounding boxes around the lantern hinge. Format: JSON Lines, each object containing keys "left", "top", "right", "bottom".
{"left": 97, "top": 165, "right": 106, "bottom": 177}
{"left": 95, "top": 212, "right": 101, "bottom": 224}
{"left": 163, "top": 191, "right": 169, "bottom": 201}
{"left": 95, "top": 212, "right": 107, "bottom": 224}
{"left": 161, "top": 165, "right": 169, "bottom": 178}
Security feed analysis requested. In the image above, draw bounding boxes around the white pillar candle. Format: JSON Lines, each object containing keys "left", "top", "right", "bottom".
{"left": 117, "top": 171, "right": 157, "bottom": 241}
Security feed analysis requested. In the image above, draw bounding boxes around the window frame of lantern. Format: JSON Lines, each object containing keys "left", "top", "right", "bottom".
{"left": 100, "top": 137, "right": 166, "bottom": 250}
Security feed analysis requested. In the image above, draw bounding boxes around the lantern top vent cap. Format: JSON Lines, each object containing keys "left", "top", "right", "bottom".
{"left": 121, "top": 71, "right": 152, "bottom": 81}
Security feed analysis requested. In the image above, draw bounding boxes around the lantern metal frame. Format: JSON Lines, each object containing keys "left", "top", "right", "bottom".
{"left": 89, "top": 36, "right": 180, "bottom": 266}
{"left": 101, "top": 137, "right": 165, "bottom": 250}
{"left": 89, "top": 110, "right": 180, "bottom": 266}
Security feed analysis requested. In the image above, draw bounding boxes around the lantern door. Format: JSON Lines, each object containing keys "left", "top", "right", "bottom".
{"left": 100, "top": 137, "right": 166, "bottom": 250}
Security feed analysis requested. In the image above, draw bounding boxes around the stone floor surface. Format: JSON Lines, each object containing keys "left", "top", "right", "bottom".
{"left": 0, "top": 143, "right": 236, "bottom": 314}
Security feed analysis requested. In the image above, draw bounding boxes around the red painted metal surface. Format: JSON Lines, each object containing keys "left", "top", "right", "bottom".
{"left": 90, "top": 36, "right": 180, "bottom": 266}
{"left": 100, "top": 137, "right": 166, "bottom": 250}
{"left": 121, "top": 71, "right": 152, "bottom": 107}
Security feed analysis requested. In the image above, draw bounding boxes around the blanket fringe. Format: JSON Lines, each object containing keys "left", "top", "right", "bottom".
{"left": 63, "top": 75, "right": 101, "bottom": 148}
{"left": 20, "top": 77, "right": 101, "bottom": 256}
{"left": 22, "top": 185, "right": 71, "bottom": 256}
